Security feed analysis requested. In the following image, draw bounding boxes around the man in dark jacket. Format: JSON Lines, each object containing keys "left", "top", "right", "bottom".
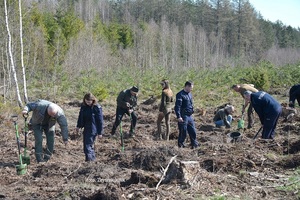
{"left": 111, "top": 86, "right": 138, "bottom": 137}
{"left": 289, "top": 84, "right": 300, "bottom": 108}
{"left": 22, "top": 100, "right": 68, "bottom": 163}
{"left": 174, "top": 81, "right": 199, "bottom": 149}
{"left": 244, "top": 91, "right": 282, "bottom": 139}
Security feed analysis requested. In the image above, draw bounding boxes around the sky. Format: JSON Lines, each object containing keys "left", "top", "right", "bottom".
{"left": 249, "top": 0, "right": 300, "bottom": 28}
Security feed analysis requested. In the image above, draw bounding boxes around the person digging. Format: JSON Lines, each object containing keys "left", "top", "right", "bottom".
{"left": 22, "top": 100, "right": 68, "bottom": 163}
{"left": 232, "top": 84, "right": 258, "bottom": 129}
{"left": 111, "top": 86, "right": 139, "bottom": 138}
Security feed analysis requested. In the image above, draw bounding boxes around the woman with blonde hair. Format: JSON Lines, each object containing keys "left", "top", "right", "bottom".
{"left": 157, "top": 80, "right": 173, "bottom": 140}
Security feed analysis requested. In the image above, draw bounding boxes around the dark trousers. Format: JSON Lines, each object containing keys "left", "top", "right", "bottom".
{"left": 112, "top": 107, "right": 137, "bottom": 132}
{"left": 33, "top": 124, "right": 55, "bottom": 163}
{"left": 247, "top": 103, "right": 254, "bottom": 128}
{"left": 178, "top": 115, "right": 198, "bottom": 147}
{"left": 83, "top": 132, "right": 96, "bottom": 161}
{"left": 262, "top": 108, "right": 282, "bottom": 139}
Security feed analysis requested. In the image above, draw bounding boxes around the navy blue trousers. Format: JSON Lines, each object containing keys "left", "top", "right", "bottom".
{"left": 261, "top": 108, "right": 282, "bottom": 139}
{"left": 83, "top": 132, "right": 96, "bottom": 161}
{"left": 178, "top": 115, "right": 198, "bottom": 147}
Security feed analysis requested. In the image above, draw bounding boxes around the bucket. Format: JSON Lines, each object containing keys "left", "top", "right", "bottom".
{"left": 227, "top": 132, "right": 242, "bottom": 143}
{"left": 237, "top": 119, "right": 244, "bottom": 130}
{"left": 16, "top": 164, "right": 27, "bottom": 175}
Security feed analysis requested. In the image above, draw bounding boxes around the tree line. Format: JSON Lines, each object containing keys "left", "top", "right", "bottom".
{"left": 0, "top": 0, "right": 299, "bottom": 106}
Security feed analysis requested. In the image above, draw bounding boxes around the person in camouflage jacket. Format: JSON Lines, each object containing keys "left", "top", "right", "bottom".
{"left": 156, "top": 79, "right": 173, "bottom": 140}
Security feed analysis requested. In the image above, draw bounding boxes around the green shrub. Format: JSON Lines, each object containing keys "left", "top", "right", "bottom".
{"left": 92, "top": 83, "right": 109, "bottom": 102}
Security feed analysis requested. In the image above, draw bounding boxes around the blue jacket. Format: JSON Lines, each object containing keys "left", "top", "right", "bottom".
{"left": 77, "top": 104, "right": 103, "bottom": 135}
{"left": 174, "top": 89, "right": 194, "bottom": 119}
{"left": 289, "top": 84, "right": 300, "bottom": 103}
{"left": 250, "top": 91, "right": 281, "bottom": 124}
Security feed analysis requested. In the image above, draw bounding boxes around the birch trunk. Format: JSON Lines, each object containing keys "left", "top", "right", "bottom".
{"left": 19, "top": 0, "right": 28, "bottom": 103}
{"left": 4, "top": 0, "right": 23, "bottom": 108}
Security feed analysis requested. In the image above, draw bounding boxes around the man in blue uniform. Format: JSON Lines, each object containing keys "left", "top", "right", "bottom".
{"left": 174, "top": 81, "right": 199, "bottom": 149}
{"left": 289, "top": 84, "right": 300, "bottom": 108}
{"left": 243, "top": 91, "right": 282, "bottom": 139}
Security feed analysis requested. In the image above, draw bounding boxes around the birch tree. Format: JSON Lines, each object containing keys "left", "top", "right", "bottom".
{"left": 19, "top": 0, "right": 28, "bottom": 103}
{"left": 4, "top": 0, "right": 23, "bottom": 107}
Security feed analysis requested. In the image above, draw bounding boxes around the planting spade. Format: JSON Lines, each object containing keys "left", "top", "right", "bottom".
{"left": 11, "top": 115, "right": 27, "bottom": 175}
{"left": 21, "top": 113, "right": 30, "bottom": 165}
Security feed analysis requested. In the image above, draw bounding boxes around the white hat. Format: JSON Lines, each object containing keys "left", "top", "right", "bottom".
{"left": 225, "top": 105, "right": 235, "bottom": 113}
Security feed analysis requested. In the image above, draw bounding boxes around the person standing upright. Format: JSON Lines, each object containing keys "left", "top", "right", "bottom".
{"left": 111, "top": 86, "right": 139, "bottom": 137}
{"left": 76, "top": 93, "right": 103, "bottom": 162}
{"left": 174, "top": 81, "right": 199, "bottom": 149}
{"left": 157, "top": 79, "right": 173, "bottom": 140}
{"left": 232, "top": 84, "right": 258, "bottom": 129}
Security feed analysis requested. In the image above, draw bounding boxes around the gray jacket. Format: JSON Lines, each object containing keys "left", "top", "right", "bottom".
{"left": 23, "top": 99, "right": 68, "bottom": 141}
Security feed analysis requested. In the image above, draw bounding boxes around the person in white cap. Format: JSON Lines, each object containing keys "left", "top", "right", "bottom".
{"left": 22, "top": 99, "right": 68, "bottom": 163}
{"left": 213, "top": 105, "right": 235, "bottom": 128}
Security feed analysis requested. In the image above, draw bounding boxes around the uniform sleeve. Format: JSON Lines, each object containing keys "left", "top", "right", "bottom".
{"left": 174, "top": 93, "right": 182, "bottom": 119}
{"left": 95, "top": 105, "right": 104, "bottom": 135}
{"left": 56, "top": 112, "right": 68, "bottom": 141}
{"left": 76, "top": 106, "right": 84, "bottom": 128}
{"left": 252, "top": 98, "right": 264, "bottom": 125}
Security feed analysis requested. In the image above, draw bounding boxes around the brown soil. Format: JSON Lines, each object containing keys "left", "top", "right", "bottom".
{"left": 1, "top": 100, "right": 300, "bottom": 200}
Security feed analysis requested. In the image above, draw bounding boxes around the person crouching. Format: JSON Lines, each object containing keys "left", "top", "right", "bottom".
{"left": 213, "top": 105, "right": 235, "bottom": 128}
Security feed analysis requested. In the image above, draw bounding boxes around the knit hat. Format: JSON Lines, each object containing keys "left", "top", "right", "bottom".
{"left": 131, "top": 86, "right": 139, "bottom": 93}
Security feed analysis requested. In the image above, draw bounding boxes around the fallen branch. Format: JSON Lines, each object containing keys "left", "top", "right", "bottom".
{"left": 156, "top": 155, "right": 177, "bottom": 190}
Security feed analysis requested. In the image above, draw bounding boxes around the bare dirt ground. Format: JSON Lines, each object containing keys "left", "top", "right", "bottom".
{"left": 1, "top": 98, "right": 300, "bottom": 200}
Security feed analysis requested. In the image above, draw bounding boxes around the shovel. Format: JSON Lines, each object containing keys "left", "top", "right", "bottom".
{"left": 238, "top": 102, "right": 245, "bottom": 130}
{"left": 22, "top": 113, "right": 30, "bottom": 165}
{"left": 253, "top": 126, "right": 263, "bottom": 140}
{"left": 237, "top": 112, "right": 245, "bottom": 130}
{"left": 11, "top": 115, "right": 27, "bottom": 175}
{"left": 120, "top": 121, "right": 124, "bottom": 152}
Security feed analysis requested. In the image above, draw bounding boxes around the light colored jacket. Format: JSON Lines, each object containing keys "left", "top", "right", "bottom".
{"left": 23, "top": 99, "right": 68, "bottom": 141}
